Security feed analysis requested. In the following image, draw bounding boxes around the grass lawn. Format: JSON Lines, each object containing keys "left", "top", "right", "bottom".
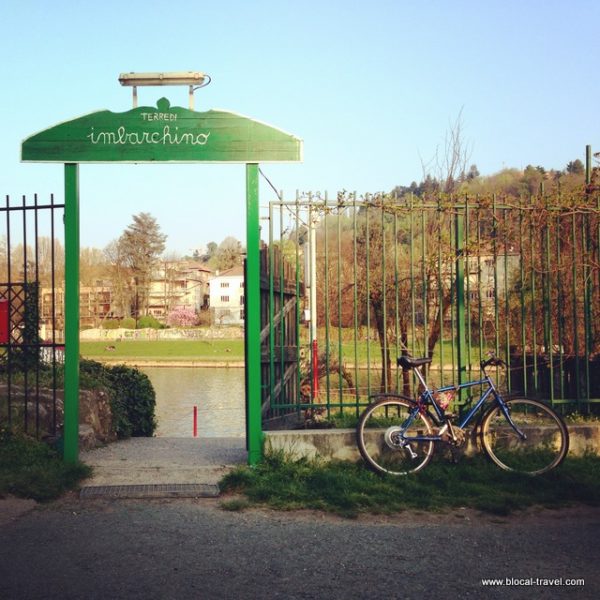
{"left": 80, "top": 339, "right": 245, "bottom": 362}
{"left": 220, "top": 451, "right": 600, "bottom": 518}
{"left": 0, "top": 430, "right": 91, "bottom": 502}
{"left": 80, "top": 335, "right": 483, "bottom": 366}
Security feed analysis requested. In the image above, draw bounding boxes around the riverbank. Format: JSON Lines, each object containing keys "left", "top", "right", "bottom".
{"left": 80, "top": 339, "right": 245, "bottom": 365}
{"left": 96, "top": 359, "right": 245, "bottom": 368}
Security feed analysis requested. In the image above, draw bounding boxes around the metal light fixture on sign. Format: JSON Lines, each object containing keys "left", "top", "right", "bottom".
{"left": 118, "top": 71, "right": 211, "bottom": 110}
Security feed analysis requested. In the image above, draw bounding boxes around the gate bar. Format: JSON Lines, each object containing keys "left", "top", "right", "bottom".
{"left": 245, "top": 163, "right": 262, "bottom": 465}
{"left": 454, "top": 207, "right": 467, "bottom": 396}
{"left": 64, "top": 163, "right": 80, "bottom": 462}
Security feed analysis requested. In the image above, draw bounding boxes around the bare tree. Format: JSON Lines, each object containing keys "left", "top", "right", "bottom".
{"left": 422, "top": 107, "right": 473, "bottom": 194}
{"left": 104, "top": 239, "right": 133, "bottom": 318}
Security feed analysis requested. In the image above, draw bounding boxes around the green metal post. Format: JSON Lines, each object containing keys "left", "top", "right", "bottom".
{"left": 246, "top": 163, "right": 262, "bottom": 465}
{"left": 455, "top": 208, "right": 467, "bottom": 395}
{"left": 519, "top": 200, "right": 527, "bottom": 395}
{"left": 294, "top": 195, "right": 301, "bottom": 413}
{"left": 409, "top": 195, "right": 416, "bottom": 357}
{"left": 337, "top": 199, "right": 343, "bottom": 404}
{"left": 268, "top": 203, "right": 275, "bottom": 411}
{"left": 543, "top": 197, "right": 554, "bottom": 403}
{"left": 381, "top": 201, "right": 388, "bottom": 392}
{"left": 503, "top": 206, "right": 511, "bottom": 394}
{"left": 465, "top": 196, "right": 472, "bottom": 381}
{"left": 393, "top": 208, "right": 400, "bottom": 392}
{"left": 556, "top": 208, "right": 565, "bottom": 400}
{"left": 366, "top": 203, "right": 371, "bottom": 394}
{"left": 63, "top": 163, "right": 80, "bottom": 463}
{"left": 571, "top": 210, "right": 581, "bottom": 406}
{"left": 493, "top": 195, "right": 500, "bottom": 362}
{"left": 530, "top": 202, "right": 538, "bottom": 393}
{"left": 437, "top": 197, "right": 444, "bottom": 385}
{"left": 477, "top": 203, "right": 484, "bottom": 365}
{"left": 324, "top": 195, "right": 331, "bottom": 404}
{"left": 279, "top": 201, "right": 285, "bottom": 407}
{"left": 582, "top": 216, "right": 591, "bottom": 406}
{"left": 352, "top": 194, "right": 359, "bottom": 410}
{"left": 586, "top": 145, "right": 592, "bottom": 185}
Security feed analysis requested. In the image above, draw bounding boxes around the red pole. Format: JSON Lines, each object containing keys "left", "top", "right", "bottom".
{"left": 312, "top": 339, "right": 319, "bottom": 399}
{"left": 193, "top": 405, "right": 198, "bottom": 437}
{"left": 0, "top": 299, "right": 9, "bottom": 343}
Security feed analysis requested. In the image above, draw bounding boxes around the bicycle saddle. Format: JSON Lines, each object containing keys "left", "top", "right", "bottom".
{"left": 397, "top": 355, "right": 432, "bottom": 369}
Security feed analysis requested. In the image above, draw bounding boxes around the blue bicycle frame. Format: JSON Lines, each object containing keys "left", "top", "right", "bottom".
{"left": 401, "top": 367, "right": 525, "bottom": 443}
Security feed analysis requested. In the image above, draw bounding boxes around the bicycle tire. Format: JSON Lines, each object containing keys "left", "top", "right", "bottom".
{"left": 481, "top": 398, "right": 569, "bottom": 475}
{"left": 356, "top": 395, "right": 435, "bottom": 476}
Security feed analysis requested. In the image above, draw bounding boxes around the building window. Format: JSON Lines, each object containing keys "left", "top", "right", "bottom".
{"left": 240, "top": 295, "right": 244, "bottom": 306}
{"left": 220, "top": 282, "right": 229, "bottom": 288}
{"left": 221, "top": 295, "right": 230, "bottom": 302}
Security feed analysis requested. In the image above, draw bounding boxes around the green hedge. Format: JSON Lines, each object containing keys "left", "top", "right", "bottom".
{"left": 80, "top": 360, "right": 156, "bottom": 438}
{"left": 136, "top": 315, "right": 165, "bottom": 329}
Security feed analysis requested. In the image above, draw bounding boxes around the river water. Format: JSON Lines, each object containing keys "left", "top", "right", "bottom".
{"left": 141, "top": 367, "right": 246, "bottom": 438}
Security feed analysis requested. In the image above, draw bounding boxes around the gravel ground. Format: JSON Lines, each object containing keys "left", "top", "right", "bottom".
{"left": 0, "top": 498, "right": 597, "bottom": 600}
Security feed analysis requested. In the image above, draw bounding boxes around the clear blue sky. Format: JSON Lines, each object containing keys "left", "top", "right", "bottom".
{"left": 1, "top": 0, "right": 599, "bottom": 255}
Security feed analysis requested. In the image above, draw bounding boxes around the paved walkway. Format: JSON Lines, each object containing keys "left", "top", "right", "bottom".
{"left": 80, "top": 437, "right": 247, "bottom": 493}
{"left": 1, "top": 500, "right": 597, "bottom": 599}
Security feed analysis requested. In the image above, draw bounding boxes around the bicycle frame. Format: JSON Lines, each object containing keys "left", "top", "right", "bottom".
{"left": 402, "top": 366, "right": 524, "bottom": 443}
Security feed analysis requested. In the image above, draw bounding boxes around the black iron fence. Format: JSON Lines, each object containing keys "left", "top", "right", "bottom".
{"left": 0, "top": 194, "right": 64, "bottom": 438}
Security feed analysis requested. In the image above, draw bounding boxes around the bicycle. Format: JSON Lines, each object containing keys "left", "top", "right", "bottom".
{"left": 356, "top": 354, "right": 569, "bottom": 476}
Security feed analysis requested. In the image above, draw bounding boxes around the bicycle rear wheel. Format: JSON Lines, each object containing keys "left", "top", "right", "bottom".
{"left": 357, "top": 396, "right": 435, "bottom": 476}
{"left": 481, "top": 398, "right": 569, "bottom": 475}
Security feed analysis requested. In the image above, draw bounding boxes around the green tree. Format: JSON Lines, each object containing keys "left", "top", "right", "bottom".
{"left": 202, "top": 241, "right": 218, "bottom": 262}
{"left": 211, "top": 236, "right": 243, "bottom": 271}
{"left": 119, "top": 213, "right": 167, "bottom": 319}
{"left": 566, "top": 159, "right": 585, "bottom": 175}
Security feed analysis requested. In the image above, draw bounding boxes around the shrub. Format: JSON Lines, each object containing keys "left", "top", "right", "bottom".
{"left": 79, "top": 360, "right": 156, "bottom": 438}
{"left": 1, "top": 360, "right": 157, "bottom": 441}
{"left": 101, "top": 319, "right": 121, "bottom": 330}
{"left": 105, "top": 364, "right": 157, "bottom": 437}
{"left": 120, "top": 317, "right": 136, "bottom": 329}
{"left": 196, "top": 309, "right": 211, "bottom": 327}
{"left": 137, "top": 315, "right": 164, "bottom": 329}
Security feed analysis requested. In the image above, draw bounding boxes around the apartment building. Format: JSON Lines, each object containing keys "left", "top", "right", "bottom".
{"left": 209, "top": 265, "right": 245, "bottom": 325}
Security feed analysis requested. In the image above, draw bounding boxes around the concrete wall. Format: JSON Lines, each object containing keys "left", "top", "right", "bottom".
{"left": 264, "top": 424, "right": 600, "bottom": 462}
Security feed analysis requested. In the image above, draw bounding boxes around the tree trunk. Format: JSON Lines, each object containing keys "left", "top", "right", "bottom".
{"left": 427, "top": 289, "right": 453, "bottom": 370}
{"left": 370, "top": 293, "right": 391, "bottom": 393}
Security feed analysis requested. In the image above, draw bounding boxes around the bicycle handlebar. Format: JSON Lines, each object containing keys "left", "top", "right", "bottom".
{"left": 480, "top": 355, "right": 506, "bottom": 370}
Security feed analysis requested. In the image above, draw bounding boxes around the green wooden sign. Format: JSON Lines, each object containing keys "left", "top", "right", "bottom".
{"left": 22, "top": 97, "right": 302, "bottom": 163}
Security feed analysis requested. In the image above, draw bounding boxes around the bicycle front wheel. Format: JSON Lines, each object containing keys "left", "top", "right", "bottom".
{"left": 357, "top": 396, "right": 435, "bottom": 476}
{"left": 481, "top": 398, "right": 569, "bottom": 475}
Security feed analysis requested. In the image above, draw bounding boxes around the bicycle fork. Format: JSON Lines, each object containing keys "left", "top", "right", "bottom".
{"left": 495, "top": 397, "right": 528, "bottom": 441}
